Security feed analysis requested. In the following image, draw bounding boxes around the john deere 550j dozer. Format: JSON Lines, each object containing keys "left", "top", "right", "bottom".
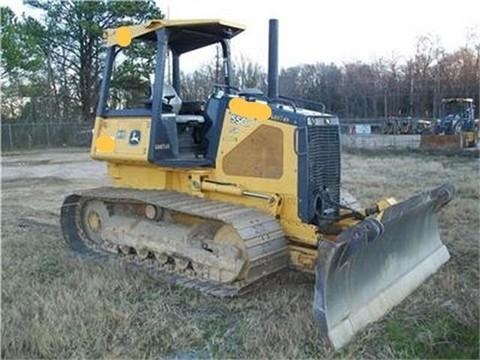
{"left": 61, "top": 19, "right": 454, "bottom": 349}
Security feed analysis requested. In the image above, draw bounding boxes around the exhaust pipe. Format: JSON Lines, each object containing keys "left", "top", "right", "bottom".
{"left": 268, "top": 19, "right": 279, "bottom": 99}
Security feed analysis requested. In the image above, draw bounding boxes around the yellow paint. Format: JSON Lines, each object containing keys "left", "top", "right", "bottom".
{"left": 115, "top": 26, "right": 132, "bottom": 47}
{"left": 91, "top": 96, "right": 412, "bottom": 272}
{"left": 229, "top": 97, "right": 272, "bottom": 121}
{"left": 462, "top": 131, "right": 478, "bottom": 146}
{"left": 104, "top": 19, "right": 245, "bottom": 47}
{"left": 94, "top": 135, "right": 115, "bottom": 153}
{"left": 201, "top": 181, "right": 243, "bottom": 196}
{"left": 91, "top": 105, "right": 312, "bottom": 242}
{"left": 90, "top": 105, "right": 342, "bottom": 259}
{"left": 280, "top": 219, "right": 318, "bottom": 246}
{"left": 215, "top": 110, "right": 297, "bottom": 198}
{"left": 108, "top": 163, "right": 168, "bottom": 189}
{"left": 378, "top": 198, "right": 397, "bottom": 212}
{"left": 289, "top": 245, "right": 317, "bottom": 273}
{"left": 90, "top": 117, "right": 150, "bottom": 163}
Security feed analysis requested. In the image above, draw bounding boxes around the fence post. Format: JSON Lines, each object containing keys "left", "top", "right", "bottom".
{"left": 8, "top": 124, "right": 13, "bottom": 150}
{"left": 46, "top": 123, "right": 50, "bottom": 147}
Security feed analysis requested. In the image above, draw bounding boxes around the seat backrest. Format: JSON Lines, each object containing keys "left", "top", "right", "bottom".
{"left": 162, "top": 84, "right": 182, "bottom": 114}
{"left": 176, "top": 115, "right": 205, "bottom": 124}
{"left": 203, "top": 95, "right": 230, "bottom": 162}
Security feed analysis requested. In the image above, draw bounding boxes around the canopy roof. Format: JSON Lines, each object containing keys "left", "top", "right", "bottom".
{"left": 442, "top": 98, "right": 473, "bottom": 103}
{"left": 104, "top": 19, "right": 245, "bottom": 53}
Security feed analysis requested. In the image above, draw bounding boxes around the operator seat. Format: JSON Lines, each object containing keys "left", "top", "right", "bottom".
{"left": 162, "top": 84, "right": 182, "bottom": 114}
{"left": 163, "top": 84, "right": 205, "bottom": 124}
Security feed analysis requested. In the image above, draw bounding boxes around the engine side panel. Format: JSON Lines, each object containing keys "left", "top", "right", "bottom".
{"left": 214, "top": 109, "right": 297, "bottom": 198}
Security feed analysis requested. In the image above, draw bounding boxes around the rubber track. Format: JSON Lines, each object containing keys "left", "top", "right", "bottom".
{"left": 61, "top": 187, "right": 289, "bottom": 297}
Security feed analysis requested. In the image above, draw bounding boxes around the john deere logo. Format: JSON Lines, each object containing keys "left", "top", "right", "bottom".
{"left": 129, "top": 130, "right": 141, "bottom": 145}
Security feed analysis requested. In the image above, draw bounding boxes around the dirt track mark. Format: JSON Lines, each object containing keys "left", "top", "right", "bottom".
{"left": 2, "top": 159, "right": 52, "bottom": 167}
{"left": 2, "top": 176, "right": 72, "bottom": 189}
{"left": 2, "top": 158, "right": 92, "bottom": 167}
{"left": 3, "top": 204, "right": 59, "bottom": 224}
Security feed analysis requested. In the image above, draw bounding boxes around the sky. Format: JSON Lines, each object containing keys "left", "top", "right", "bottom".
{"left": 6, "top": 0, "right": 480, "bottom": 72}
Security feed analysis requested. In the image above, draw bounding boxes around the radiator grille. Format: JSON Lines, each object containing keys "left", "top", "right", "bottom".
{"left": 307, "top": 125, "right": 341, "bottom": 218}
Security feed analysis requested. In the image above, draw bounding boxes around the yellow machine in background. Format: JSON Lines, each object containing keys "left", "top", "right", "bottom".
{"left": 421, "top": 98, "right": 479, "bottom": 150}
{"left": 61, "top": 19, "right": 454, "bottom": 349}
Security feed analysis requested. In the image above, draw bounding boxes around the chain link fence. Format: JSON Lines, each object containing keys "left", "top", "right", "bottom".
{"left": 1, "top": 122, "right": 93, "bottom": 152}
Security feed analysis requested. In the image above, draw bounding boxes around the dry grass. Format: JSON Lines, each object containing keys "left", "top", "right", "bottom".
{"left": 1, "top": 149, "right": 479, "bottom": 359}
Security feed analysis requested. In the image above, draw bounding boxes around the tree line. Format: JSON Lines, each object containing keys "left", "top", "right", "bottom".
{"left": 183, "top": 36, "right": 480, "bottom": 119}
{"left": 2, "top": 1, "right": 479, "bottom": 124}
{"left": 1, "top": 0, "right": 162, "bottom": 123}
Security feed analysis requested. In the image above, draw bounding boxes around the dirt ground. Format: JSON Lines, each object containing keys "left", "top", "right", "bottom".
{"left": 1, "top": 148, "right": 479, "bottom": 359}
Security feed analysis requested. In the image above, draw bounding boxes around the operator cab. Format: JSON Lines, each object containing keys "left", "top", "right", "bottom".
{"left": 97, "top": 20, "right": 245, "bottom": 166}
{"left": 437, "top": 98, "right": 475, "bottom": 134}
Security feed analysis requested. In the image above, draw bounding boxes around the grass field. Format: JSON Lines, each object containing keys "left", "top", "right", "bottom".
{"left": 1, "top": 148, "right": 479, "bottom": 359}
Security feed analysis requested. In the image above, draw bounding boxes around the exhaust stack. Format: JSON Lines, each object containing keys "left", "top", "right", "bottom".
{"left": 268, "top": 19, "right": 279, "bottom": 99}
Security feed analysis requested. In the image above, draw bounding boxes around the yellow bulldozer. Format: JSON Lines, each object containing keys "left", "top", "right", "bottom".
{"left": 421, "top": 98, "right": 479, "bottom": 150}
{"left": 61, "top": 19, "right": 455, "bottom": 349}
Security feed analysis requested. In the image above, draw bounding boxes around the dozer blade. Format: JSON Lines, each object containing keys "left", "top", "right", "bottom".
{"left": 314, "top": 183, "right": 455, "bottom": 349}
{"left": 420, "top": 134, "right": 463, "bottom": 150}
